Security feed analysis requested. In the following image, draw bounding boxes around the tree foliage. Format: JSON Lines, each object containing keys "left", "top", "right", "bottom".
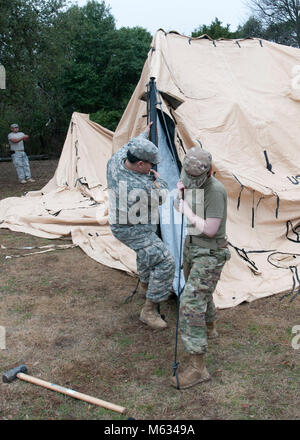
{"left": 235, "top": 16, "right": 266, "bottom": 38}
{"left": 248, "top": 0, "right": 300, "bottom": 47}
{"left": 1, "top": 0, "right": 300, "bottom": 156}
{"left": 192, "top": 17, "right": 238, "bottom": 39}
{"left": 0, "top": 0, "right": 151, "bottom": 154}
{"left": 0, "top": 0, "right": 71, "bottom": 154}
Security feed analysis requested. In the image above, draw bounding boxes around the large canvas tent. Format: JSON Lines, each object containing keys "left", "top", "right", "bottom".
{"left": 1, "top": 30, "right": 300, "bottom": 308}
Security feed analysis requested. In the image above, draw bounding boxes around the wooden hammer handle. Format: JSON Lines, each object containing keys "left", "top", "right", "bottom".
{"left": 17, "top": 373, "right": 126, "bottom": 414}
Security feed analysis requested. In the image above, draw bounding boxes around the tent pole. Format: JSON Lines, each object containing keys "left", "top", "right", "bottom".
{"left": 149, "top": 77, "right": 158, "bottom": 148}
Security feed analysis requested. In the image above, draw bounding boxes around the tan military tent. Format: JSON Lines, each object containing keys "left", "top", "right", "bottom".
{"left": 1, "top": 30, "right": 300, "bottom": 308}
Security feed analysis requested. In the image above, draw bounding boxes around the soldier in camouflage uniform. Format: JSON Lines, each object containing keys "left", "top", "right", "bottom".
{"left": 106, "top": 123, "right": 175, "bottom": 330}
{"left": 171, "top": 147, "right": 230, "bottom": 389}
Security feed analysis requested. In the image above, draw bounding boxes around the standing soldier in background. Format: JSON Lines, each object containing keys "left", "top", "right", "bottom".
{"left": 106, "top": 123, "right": 175, "bottom": 330}
{"left": 171, "top": 146, "right": 230, "bottom": 389}
{"left": 8, "top": 123, "right": 35, "bottom": 184}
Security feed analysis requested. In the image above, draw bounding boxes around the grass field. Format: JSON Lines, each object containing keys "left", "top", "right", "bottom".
{"left": 0, "top": 160, "right": 299, "bottom": 420}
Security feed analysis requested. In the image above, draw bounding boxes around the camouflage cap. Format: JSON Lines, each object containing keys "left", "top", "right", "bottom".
{"left": 183, "top": 146, "right": 212, "bottom": 177}
{"left": 128, "top": 133, "right": 161, "bottom": 164}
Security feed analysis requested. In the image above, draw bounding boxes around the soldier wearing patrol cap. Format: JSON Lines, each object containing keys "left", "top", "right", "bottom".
{"left": 171, "top": 146, "right": 230, "bottom": 389}
{"left": 106, "top": 123, "right": 175, "bottom": 330}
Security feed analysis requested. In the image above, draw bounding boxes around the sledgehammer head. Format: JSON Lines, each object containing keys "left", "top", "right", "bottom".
{"left": 3, "top": 365, "right": 28, "bottom": 383}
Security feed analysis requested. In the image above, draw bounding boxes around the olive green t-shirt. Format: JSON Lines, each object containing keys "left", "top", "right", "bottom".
{"left": 200, "top": 176, "right": 227, "bottom": 240}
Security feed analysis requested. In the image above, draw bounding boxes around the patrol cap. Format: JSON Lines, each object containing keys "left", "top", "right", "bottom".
{"left": 128, "top": 134, "right": 161, "bottom": 164}
{"left": 183, "top": 146, "right": 212, "bottom": 176}
{"left": 10, "top": 123, "right": 19, "bottom": 128}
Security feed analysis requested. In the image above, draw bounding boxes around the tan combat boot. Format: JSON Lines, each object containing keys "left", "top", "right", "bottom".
{"left": 170, "top": 354, "right": 211, "bottom": 389}
{"left": 207, "top": 321, "right": 218, "bottom": 339}
{"left": 139, "top": 299, "right": 167, "bottom": 330}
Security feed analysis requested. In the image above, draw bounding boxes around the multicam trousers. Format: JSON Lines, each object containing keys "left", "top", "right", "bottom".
{"left": 112, "top": 229, "right": 176, "bottom": 303}
{"left": 11, "top": 151, "right": 32, "bottom": 181}
{"left": 180, "top": 238, "right": 231, "bottom": 354}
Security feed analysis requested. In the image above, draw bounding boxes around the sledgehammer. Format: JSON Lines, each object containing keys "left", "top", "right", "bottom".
{"left": 3, "top": 365, "right": 126, "bottom": 415}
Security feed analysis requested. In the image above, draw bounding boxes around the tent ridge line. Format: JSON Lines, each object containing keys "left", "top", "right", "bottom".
{"left": 157, "top": 28, "right": 261, "bottom": 44}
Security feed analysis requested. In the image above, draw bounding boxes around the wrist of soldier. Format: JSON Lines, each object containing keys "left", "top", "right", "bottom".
{"left": 189, "top": 213, "right": 205, "bottom": 233}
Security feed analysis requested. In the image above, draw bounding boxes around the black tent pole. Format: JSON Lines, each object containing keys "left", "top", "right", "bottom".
{"left": 149, "top": 77, "right": 158, "bottom": 149}
{"left": 147, "top": 78, "right": 184, "bottom": 387}
{"left": 147, "top": 76, "right": 165, "bottom": 320}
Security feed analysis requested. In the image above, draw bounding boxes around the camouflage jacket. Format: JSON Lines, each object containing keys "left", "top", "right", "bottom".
{"left": 106, "top": 132, "right": 169, "bottom": 245}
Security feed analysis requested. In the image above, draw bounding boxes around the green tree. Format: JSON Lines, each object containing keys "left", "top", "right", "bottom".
{"left": 236, "top": 16, "right": 266, "bottom": 38}
{"left": 192, "top": 17, "right": 237, "bottom": 39}
{"left": 91, "top": 26, "right": 152, "bottom": 130}
{"left": 0, "top": 0, "right": 152, "bottom": 154}
{"left": 0, "top": 0, "right": 68, "bottom": 154}
{"left": 103, "top": 27, "right": 152, "bottom": 108}
{"left": 59, "top": 0, "right": 117, "bottom": 113}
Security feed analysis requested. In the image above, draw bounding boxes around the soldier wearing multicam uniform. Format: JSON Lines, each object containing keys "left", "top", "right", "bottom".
{"left": 106, "top": 124, "right": 175, "bottom": 330}
{"left": 171, "top": 146, "right": 230, "bottom": 389}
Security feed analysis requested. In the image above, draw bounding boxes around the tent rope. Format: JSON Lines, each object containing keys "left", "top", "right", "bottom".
{"left": 124, "top": 279, "right": 140, "bottom": 304}
{"left": 263, "top": 150, "right": 275, "bottom": 174}
{"left": 275, "top": 194, "right": 280, "bottom": 219}
{"left": 228, "top": 242, "right": 260, "bottom": 272}
{"left": 233, "top": 174, "right": 244, "bottom": 210}
{"left": 286, "top": 220, "right": 300, "bottom": 243}
{"left": 252, "top": 190, "right": 255, "bottom": 228}
{"left": 267, "top": 253, "right": 300, "bottom": 303}
{"left": 284, "top": 267, "right": 300, "bottom": 302}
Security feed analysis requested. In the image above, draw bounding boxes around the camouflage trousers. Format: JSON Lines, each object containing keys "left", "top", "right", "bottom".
{"left": 12, "top": 151, "right": 31, "bottom": 181}
{"left": 111, "top": 228, "right": 176, "bottom": 303}
{"left": 180, "top": 238, "right": 230, "bottom": 354}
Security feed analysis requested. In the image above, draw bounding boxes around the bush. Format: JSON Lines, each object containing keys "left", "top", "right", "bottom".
{"left": 90, "top": 109, "right": 123, "bottom": 132}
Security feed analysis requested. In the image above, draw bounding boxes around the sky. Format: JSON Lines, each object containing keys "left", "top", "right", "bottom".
{"left": 75, "top": 0, "right": 250, "bottom": 35}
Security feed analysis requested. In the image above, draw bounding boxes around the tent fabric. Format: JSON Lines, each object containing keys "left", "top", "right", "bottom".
{"left": 157, "top": 116, "right": 186, "bottom": 294}
{"left": 112, "top": 31, "right": 300, "bottom": 308}
{"left": 1, "top": 32, "right": 300, "bottom": 308}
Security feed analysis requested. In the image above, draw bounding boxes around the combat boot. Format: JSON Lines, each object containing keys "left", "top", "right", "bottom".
{"left": 170, "top": 354, "right": 211, "bottom": 389}
{"left": 207, "top": 321, "right": 218, "bottom": 339}
{"left": 139, "top": 299, "right": 167, "bottom": 330}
